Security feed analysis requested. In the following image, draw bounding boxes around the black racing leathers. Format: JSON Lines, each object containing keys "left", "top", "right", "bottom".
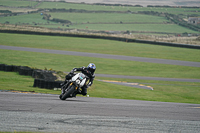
{"left": 65, "top": 67, "right": 95, "bottom": 95}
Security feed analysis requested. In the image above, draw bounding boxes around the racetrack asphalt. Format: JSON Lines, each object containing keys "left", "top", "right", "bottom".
{"left": 0, "top": 92, "right": 200, "bottom": 133}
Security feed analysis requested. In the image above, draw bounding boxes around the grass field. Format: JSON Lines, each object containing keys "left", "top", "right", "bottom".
{"left": 0, "top": 0, "right": 38, "bottom": 7}
{"left": 1, "top": 0, "right": 199, "bottom": 16}
{"left": 1, "top": 12, "right": 198, "bottom": 34}
{"left": 0, "top": 12, "right": 198, "bottom": 34}
{"left": 65, "top": 23, "right": 198, "bottom": 33}
{"left": 0, "top": 32, "right": 200, "bottom": 104}
{"left": 47, "top": 12, "right": 199, "bottom": 33}
{"left": 0, "top": 33, "right": 200, "bottom": 80}
{"left": 1, "top": 70, "right": 200, "bottom": 104}
{"left": 49, "top": 13, "right": 169, "bottom": 23}
{"left": 1, "top": 49, "right": 200, "bottom": 79}
{"left": 0, "top": 1, "right": 200, "bottom": 104}
{"left": 0, "top": 33, "right": 200, "bottom": 62}
{"left": 0, "top": 1, "right": 199, "bottom": 35}
{"left": 37, "top": 1, "right": 200, "bottom": 15}
{"left": 0, "top": 13, "right": 56, "bottom": 25}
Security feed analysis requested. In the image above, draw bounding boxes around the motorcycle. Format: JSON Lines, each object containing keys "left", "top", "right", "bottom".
{"left": 59, "top": 72, "right": 88, "bottom": 100}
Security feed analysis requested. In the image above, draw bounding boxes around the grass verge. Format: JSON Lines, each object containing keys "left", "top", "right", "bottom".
{"left": 0, "top": 71, "right": 200, "bottom": 104}
{"left": 0, "top": 49, "right": 200, "bottom": 79}
{"left": 0, "top": 33, "right": 200, "bottom": 62}
{"left": 0, "top": 33, "right": 199, "bottom": 104}
{"left": 0, "top": 71, "right": 59, "bottom": 95}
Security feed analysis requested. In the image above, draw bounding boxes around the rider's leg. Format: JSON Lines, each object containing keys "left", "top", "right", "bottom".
{"left": 81, "top": 85, "right": 87, "bottom": 96}
{"left": 61, "top": 73, "right": 74, "bottom": 85}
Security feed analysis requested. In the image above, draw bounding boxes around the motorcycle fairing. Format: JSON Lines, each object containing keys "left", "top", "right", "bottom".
{"left": 72, "top": 73, "right": 87, "bottom": 87}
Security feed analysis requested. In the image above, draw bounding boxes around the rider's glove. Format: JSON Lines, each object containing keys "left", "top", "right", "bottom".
{"left": 82, "top": 67, "right": 86, "bottom": 70}
{"left": 87, "top": 82, "right": 92, "bottom": 87}
{"left": 70, "top": 68, "right": 77, "bottom": 73}
{"left": 70, "top": 70, "right": 74, "bottom": 73}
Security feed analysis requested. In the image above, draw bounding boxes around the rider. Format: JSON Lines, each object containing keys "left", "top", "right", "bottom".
{"left": 63, "top": 63, "right": 96, "bottom": 96}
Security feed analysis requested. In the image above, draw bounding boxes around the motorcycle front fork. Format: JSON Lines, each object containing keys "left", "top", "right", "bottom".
{"left": 61, "top": 82, "right": 69, "bottom": 94}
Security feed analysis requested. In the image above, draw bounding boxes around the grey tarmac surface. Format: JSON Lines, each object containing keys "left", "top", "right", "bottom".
{"left": 0, "top": 92, "right": 200, "bottom": 133}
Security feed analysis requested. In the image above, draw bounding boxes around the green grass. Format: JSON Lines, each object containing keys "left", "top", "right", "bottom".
{"left": 0, "top": 1, "right": 199, "bottom": 35}
{"left": 0, "top": 13, "right": 56, "bottom": 25}
{"left": 0, "top": 33, "right": 200, "bottom": 62}
{"left": 0, "top": 32, "right": 200, "bottom": 104}
{"left": 0, "top": 49, "right": 200, "bottom": 79}
{"left": 1, "top": 1, "right": 199, "bottom": 34}
{"left": 1, "top": 0, "right": 199, "bottom": 16}
{"left": 0, "top": 132, "right": 36, "bottom": 133}
{"left": 47, "top": 12, "right": 200, "bottom": 33}
{"left": 1, "top": 12, "right": 198, "bottom": 33}
{"left": 0, "top": 71, "right": 59, "bottom": 94}
{"left": 0, "top": 6, "right": 38, "bottom": 13}
{"left": 37, "top": 1, "right": 200, "bottom": 15}
{"left": 91, "top": 77, "right": 200, "bottom": 104}
{"left": 50, "top": 13, "right": 170, "bottom": 23}
{"left": 47, "top": 12, "right": 198, "bottom": 33}
{"left": 0, "top": 0, "right": 38, "bottom": 7}
{"left": 39, "top": 23, "right": 199, "bottom": 34}
{"left": 66, "top": 23, "right": 199, "bottom": 33}
{"left": 1, "top": 71, "right": 200, "bottom": 104}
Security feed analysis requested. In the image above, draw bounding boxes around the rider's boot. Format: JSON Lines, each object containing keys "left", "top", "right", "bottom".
{"left": 68, "top": 93, "right": 76, "bottom": 98}
{"left": 76, "top": 89, "right": 82, "bottom": 95}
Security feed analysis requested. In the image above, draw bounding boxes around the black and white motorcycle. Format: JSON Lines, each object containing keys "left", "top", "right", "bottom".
{"left": 59, "top": 72, "right": 88, "bottom": 100}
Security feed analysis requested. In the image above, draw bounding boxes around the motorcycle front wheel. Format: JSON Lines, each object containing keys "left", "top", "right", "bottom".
{"left": 59, "top": 85, "right": 75, "bottom": 100}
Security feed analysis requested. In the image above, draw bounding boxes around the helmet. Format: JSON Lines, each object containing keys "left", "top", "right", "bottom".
{"left": 87, "top": 63, "right": 96, "bottom": 74}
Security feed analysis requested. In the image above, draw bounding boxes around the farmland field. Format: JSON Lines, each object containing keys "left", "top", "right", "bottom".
{"left": 0, "top": 13, "right": 56, "bottom": 25}
{"left": 49, "top": 13, "right": 169, "bottom": 23}
{"left": 37, "top": 1, "right": 200, "bottom": 13}
{"left": 0, "top": 0, "right": 199, "bottom": 36}
{"left": 48, "top": 0, "right": 200, "bottom": 7}
{"left": 0, "top": 12, "right": 199, "bottom": 34}
{"left": 63, "top": 23, "right": 198, "bottom": 33}
{"left": 0, "top": 0, "right": 38, "bottom": 7}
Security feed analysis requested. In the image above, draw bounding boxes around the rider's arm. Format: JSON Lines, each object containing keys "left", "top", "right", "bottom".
{"left": 71, "top": 67, "right": 85, "bottom": 73}
{"left": 87, "top": 74, "right": 95, "bottom": 87}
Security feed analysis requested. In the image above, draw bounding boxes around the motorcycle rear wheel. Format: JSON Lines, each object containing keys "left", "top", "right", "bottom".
{"left": 60, "top": 85, "right": 75, "bottom": 100}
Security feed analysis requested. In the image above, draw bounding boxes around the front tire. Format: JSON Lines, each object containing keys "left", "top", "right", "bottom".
{"left": 60, "top": 85, "right": 75, "bottom": 100}
{"left": 59, "top": 94, "right": 63, "bottom": 99}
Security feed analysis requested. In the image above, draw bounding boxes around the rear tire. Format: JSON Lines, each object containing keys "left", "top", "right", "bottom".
{"left": 60, "top": 85, "right": 75, "bottom": 100}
